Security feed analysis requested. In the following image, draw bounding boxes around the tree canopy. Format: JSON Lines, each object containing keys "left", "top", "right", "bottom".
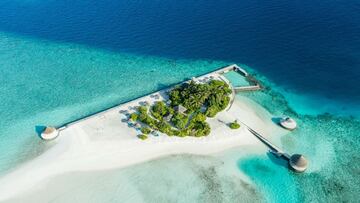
{"left": 135, "top": 79, "right": 231, "bottom": 139}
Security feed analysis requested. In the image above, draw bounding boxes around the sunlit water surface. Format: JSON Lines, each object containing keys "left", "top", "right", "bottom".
{"left": 0, "top": 0, "right": 359, "bottom": 202}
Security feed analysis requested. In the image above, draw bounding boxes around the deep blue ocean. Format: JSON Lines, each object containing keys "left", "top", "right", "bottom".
{"left": 0, "top": 0, "right": 359, "bottom": 202}
{"left": 1, "top": 0, "right": 359, "bottom": 106}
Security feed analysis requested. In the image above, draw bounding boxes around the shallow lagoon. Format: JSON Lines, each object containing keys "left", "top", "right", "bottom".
{"left": 1, "top": 32, "right": 360, "bottom": 202}
{"left": 223, "top": 71, "right": 250, "bottom": 87}
{"left": 0, "top": 0, "right": 360, "bottom": 201}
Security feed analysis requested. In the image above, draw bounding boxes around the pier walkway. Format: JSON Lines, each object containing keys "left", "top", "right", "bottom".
{"left": 241, "top": 122, "right": 291, "bottom": 160}
{"left": 41, "top": 64, "right": 261, "bottom": 134}
{"left": 234, "top": 85, "right": 261, "bottom": 92}
{"left": 217, "top": 64, "right": 261, "bottom": 93}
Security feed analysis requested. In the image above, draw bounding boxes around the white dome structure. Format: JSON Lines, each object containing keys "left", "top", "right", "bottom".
{"left": 280, "top": 117, "right": 297, "bottom": 130}
{"left": 40, "top": 126, "right": 59, "bottom": 140}
{"left": 289, "top": 154, "right": 308, "bottom": 172}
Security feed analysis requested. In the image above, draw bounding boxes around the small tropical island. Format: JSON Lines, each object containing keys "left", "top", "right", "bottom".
{"left": 130, "top": 79, "right": 234, "bottom": 140}
{"left": 0, "top": 64, "right": 308, "bottom": 203}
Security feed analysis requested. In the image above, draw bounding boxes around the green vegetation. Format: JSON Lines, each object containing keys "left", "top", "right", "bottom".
{"left": 192, "top": 121, "right": 210, "bottom": 137}
{"left": 140, "top": 127, "right": 151, "bottom": 134}
{"left": 151, "top": 101, "right": 168, "bottom": 120}
{"left": 205, "top": 105, "right": 219, "bottom": 118}
{"left": 170, "top": 80, "right": 231, "bottom": 117}
{"left": 130, "top": 113, "right": 138, "bottom": 121}
{"left": 133, "top": 79, "right": 231, "bottom": 138}
{"left": 138, "top": 134, "right": 148, "bottom": 140}
{"left": 171, "top": 113, "right": 189, "bottom": 129}
{"left": 138, "top": 106, "right": 148, "bottom": 114}
{"left": 193, "top": 112, "right": 206, "bottom": 122}
{"left": 158, "top": 121, "right": 172, "bottom": 134}
{"left": 229, "top": 120, "right": 240, "bottom": 129}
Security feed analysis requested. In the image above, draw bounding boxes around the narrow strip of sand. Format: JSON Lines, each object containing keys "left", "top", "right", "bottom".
{"left": 0, "top": 74, "right": 286, "bottom": 201}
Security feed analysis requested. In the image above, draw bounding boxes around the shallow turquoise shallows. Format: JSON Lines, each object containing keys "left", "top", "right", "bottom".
{"left": 0, "top": 0, "right": 360, "bottom": 200}
{"left": 223, "top": 71, "right": 250, "bottom": 87}
{"left": 1, "top": 32, "right": 359, "bottom": 202}
{"left": 0, "top": 32, "right": 230, "bottom": 174}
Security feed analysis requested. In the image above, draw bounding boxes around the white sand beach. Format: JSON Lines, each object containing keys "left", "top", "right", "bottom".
{"left": 0, "top": 73, "right": 287, "bottom": 202}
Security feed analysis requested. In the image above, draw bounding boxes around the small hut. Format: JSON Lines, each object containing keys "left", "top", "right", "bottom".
{"left": 151, "top": 131, "right": 159, "bottom": 137}
{"left": 289, "top": 154, "right": 308, "bottom": 172}
{"left": 134, "top": 123, "right": 141, "bottom": 129}
{"left": 280, "top": 117, "right": 297, "bottom": 130}
{"left": 174, "top": 105, "right": 187, "bottom": 114}
{"left": 40, "top": 126, "right": 59, "bottom": 140}
{"left": 143, "top": 101, "right": 150, "bottom": 106}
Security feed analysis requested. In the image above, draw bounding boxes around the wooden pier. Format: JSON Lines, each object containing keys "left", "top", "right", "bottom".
{"left": 234, "top": 85, "right": 261, "bottom": 92}
{"left": 241, "top": 122, "right": 290, "bottom": 160}
{"left": 240, "top": 122, "right": 308, "bottom": 172}
{"left": 218, "top": 64, "right": 262, "bottom": 93}
{"left": 40, "top": 64, "right": 261, "bottom": 134}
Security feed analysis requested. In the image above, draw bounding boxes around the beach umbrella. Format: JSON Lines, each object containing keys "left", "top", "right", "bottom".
{"left": 144, "top": 101, "right": 150, "bottom": 106}
{"left": 134, "top": 123, "right": 141, "bottom": 128}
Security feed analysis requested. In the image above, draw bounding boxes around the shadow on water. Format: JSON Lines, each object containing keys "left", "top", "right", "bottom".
{"left": 156, "top": 83, "right": 170, "bottom": 90}
{"left": 271, "top": 117, "right": 282, "bottom": 127}
{"left": 266, "top": 151, "right": 289, "bottom": 170}
{"left": 35, "top": 125, "right": 46, "bottom": 138}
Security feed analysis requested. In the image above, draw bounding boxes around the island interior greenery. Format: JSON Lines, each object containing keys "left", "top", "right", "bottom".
{"left": 229, "top": 120, "right": 240, "bottom": 129}
{"left": 130, "top": 80, "right": 232, "bottom": 138}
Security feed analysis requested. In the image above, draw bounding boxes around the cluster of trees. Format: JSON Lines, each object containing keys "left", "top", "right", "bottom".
{"left": 132, "top": 106, "right": 211, "bottom": 138}
{"left": 169, "top": 80, "right": 231, "bottom": 117}
{"left": 141, "top": 127, "right": 151, "bottom": 134}
{"left": 130, "top": 79, "right": 231, "bottom": 139}
{"left": 138, "top": 134, "right": 148, "bottom": 140}
{"left": 151, "top": 101, "right": 174, "bottom": 121}
{"left": 171, "top": 113, "right": 189, "bottom": 129}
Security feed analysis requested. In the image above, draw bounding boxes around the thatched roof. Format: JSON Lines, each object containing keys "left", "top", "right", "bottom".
{"left": 164, "top": 114, "right": 172, "bottom": 121}
{"left": 289, "top": 154, "right": 308, "bottom": 172}
{"left": 40, "top": 126, "right": 59, "bottom": 140}
{"left": 43, "top": 127, "right": 56, "bottom": 134}
{"left": 174, "top": 105, "right": 187, "bottom": 114}
{"left": 280, "top": 117, "right": 297, "bottom": 130}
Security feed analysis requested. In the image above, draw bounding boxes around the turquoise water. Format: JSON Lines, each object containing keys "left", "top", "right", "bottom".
{"left": 0, "top": 0, "right": 360, "bottom": 201}
{"left": 223, "top": 71, "right": 250, "bottom": 87}
{"left": 1, "top": 31, "right": 360, "bottom": 202}
{"left": 8, "top": 150, "right": 263, "bottom": 203}
{"left": 1, "top": 31, "right": 359, "bottom": 202}
{"left": 0, "top": 32, "right": 229, "bottom": 174}
{"left": 240, "top": 156, "right": 299, "bottom": 203}
{"left": 236, "top": 79, "right": 360, "bottom": 202}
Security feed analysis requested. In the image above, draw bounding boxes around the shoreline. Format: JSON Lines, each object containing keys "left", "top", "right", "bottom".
{"left": 7, "top": 146, "right": 265, "bottom": 203}
{"left": 0, "top": 68, "right": 286, "bottom": 201}
{"left": 54, "top": 64, "right": 243, "bottom": 130}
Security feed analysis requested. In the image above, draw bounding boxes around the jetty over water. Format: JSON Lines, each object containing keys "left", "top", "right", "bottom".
{"left": 38, "top": 64, "right": 261, "bottom": 135}
{"left": 242, "top": 122, "right": 308, "bottom": 173}
{"left": 246, "top": 126, "right": 290, "bottom": 160}
{"left": 214, "top": 64, "right": 262, "bottom": 92}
